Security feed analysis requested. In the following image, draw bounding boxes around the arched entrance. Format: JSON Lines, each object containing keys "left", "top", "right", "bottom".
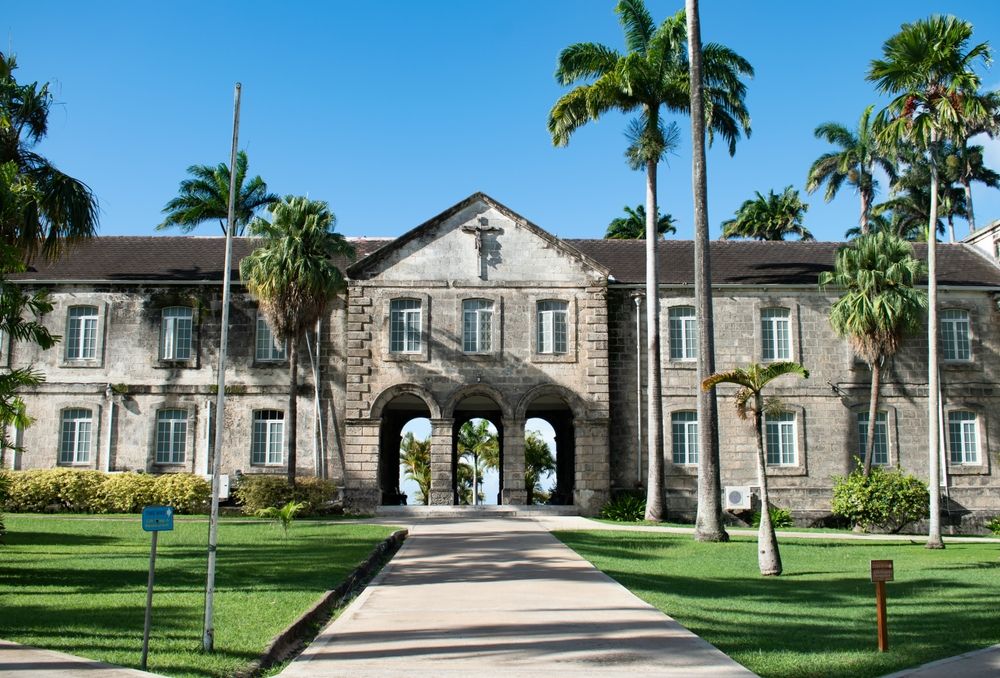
{"left": 451, "top": 393, "right": 504, "bottom": 505}
{"left": 377, "top": 392, "right": 432, "bottom": 506}
{"left": 521, "top": 389, "right": 577, "bottom": 506}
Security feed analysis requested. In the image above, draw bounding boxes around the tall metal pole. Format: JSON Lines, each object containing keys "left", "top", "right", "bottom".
{"left": 203, "top": 82, "right": 241, "bottom": 651}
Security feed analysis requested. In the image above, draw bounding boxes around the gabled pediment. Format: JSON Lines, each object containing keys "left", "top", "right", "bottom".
{"left": 347, "top": 193, "right": 609, "bottom": 283}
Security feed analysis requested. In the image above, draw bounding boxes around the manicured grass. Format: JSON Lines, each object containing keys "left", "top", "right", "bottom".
{"left": 554, "top": 530, "right": 1000, "bottom": 678}
{"left": 0, "top": 515, "right": 396, "bottom": 677}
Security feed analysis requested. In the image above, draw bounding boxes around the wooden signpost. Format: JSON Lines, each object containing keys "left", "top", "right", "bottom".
{"left": 870, "top": 559, "right": 893, "bottom": 652}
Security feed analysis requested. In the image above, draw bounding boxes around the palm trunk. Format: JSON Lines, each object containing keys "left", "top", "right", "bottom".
{"left": 753, "top": 397, "right": 782, "bottom": 576}
{"left": 926, "top": 133, "right": 944, "bottom": 549}
{"left": 287, "top": 337, "right": 298, "bottom": 486}
{"left": 687, "top": 0, "right": 727, "bottom": 542}
{"left": 962, "top": 177, "right": 975, "bottom": 233}
{"left": 947, "top": 213, "right": 956, "bottom": 243}
{"left": 862, "top": 360, "right": 881, "bottom": 476}
{"left": 860, "top": 184, "right": 871, "bottom": 235}
{"left": 644, "top": 149, "right": 666, "bottom": 522}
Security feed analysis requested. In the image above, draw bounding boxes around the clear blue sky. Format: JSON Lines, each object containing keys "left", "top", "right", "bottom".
{"left": 6, "top": 1, "right": 1000, "bottom": 242}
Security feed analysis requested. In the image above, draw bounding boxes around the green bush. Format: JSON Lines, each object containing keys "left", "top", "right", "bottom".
{"left": 234, "top": 475, "right": 339, "bottom": 516}
{"left": 832, "top": 464, "right": 930, "bottom": 533}
{"left": 95, "top": 473, "right": 157, "bottom": 513}
{"left": 599, "top": 492, "right": 646, "bottom": 522}
{"left": 3, "top": 470, "right": 211, "bottom": 514}
{"left": 5, "top": 469, "right": 104, "bottom": 512}
{"left": 752, "top": 506, "right": 794, "bottom": 528}
{"left": 986, "top": 516, "right": 1000, "bottom": 536}
{"left": 0, "top": 471, "right": 9, "bottom": 538}
{"left": 153, "top": 473, "right": 211, "bottom": 513}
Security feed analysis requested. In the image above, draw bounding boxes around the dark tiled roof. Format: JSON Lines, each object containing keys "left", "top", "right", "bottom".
{"left": 10, "top": 236, "right": 1000, "bottom": 288}
{"left": 567, "top": 239, "right": 1000, "bottom": 287}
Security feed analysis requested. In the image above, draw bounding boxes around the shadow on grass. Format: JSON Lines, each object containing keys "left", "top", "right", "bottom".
{"left": 2, "top": 531, "right": 121, "bottom": 547}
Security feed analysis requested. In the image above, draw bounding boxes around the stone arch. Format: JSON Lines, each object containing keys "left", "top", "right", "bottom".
{"left": 515, "top": 383, "right": 587, "bottom": 422}
{"left": 442, "top": 383, "right": 513, "bottom": 421}
{"left": 368, "top": 383, "right": 442, "bottom": 421}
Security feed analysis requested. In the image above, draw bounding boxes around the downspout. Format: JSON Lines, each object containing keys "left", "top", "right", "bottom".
{"left": 306, "top": 319, "right": 326, "bottom": 479}
{"left": 198, "top": 399, "right": 212, "bottom": 476}
{"left": 937, "top": 368, "right": 950, "bottom": 511}
{"left": 102, "top": 384, "right": 114, "bottom": 473}
{"left": 632, "top": 292, "right": 644, "bottom": 486}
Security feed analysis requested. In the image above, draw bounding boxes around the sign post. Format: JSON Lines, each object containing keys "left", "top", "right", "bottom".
{"left": 141, "top": 505, "right": 174, "bottom": 671}
{"left": 870, "top": 559, "right": 893, "bottom": 652}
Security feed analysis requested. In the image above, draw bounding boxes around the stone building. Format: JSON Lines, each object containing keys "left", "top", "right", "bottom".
{"left": 5, "top": 194, "right": 1000, "bottom": 523}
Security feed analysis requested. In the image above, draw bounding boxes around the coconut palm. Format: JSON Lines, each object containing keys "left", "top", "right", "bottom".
{"left": 702, "top": 362, "right": 809, "bottom": 576}
{"left": 240, "top": 196, "right": 355, "bottom": 484}
{"left": 399, "top": 432, "right": 431, "bottom": 505}
{"left": 549, "top": 0, "right": 752, "bottom": 521}
{"left": 721, "top": 187, "right": 813, "bottom": 241}
{"left": 159, "top": 150, "right": 277, "bottom": 236}
{"left": 807, "top": 106, "right": 897, "bottom": 234}
{"left": 819, "top": 232, "right": 926, "bottom": 475}
{"left": 524, "top": 431, "right": 556, "bottom": 505}
{"left": 869, "top": 14, "right": 990, "bottom": 549}
{"left": 457, "top": 419, "right": 498, "bottom": 506}
{"left": 0, "top": 53, "right": 98, "bottom": 259}
{"left": 605, "top": 204, "right": 675, "bottom": 239}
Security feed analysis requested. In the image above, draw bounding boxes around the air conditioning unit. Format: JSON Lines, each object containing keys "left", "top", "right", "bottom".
{"left": 725, "top": 485, "right": 753, "bottom": 511}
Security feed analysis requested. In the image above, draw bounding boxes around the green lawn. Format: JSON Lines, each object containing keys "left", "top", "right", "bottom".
{"left": 0, "top": 515, "right": 396, "bottom": 677}
{"left": 554, "top": 530, "right": 1000, "bottom": 678}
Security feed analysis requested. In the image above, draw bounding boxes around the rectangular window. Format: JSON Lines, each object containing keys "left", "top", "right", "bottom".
{"left": 155, "top": 409, "right": 188, "bottom": 464}
{"left": 161, "top": 306, "right": 193, "bottom": 360}
{"left": 940, "top": 309, "right": 971, "bottom": 361}
{"left": 668, "top": 306, "right": 697, "bottom": 361}
{"left": 255, "top": 314, "right": 286, "bottom": 361}
{"left": 857, "top": 411, "right": 889, "bottom": 466}
{"left": 765, "top": 412, "right": 796, "bottom": 465}
{"left": 389, "top": 299, "right": 421, "bottom": 353}
{"left": 947, "top": 411, "right": 979, "bottom": 464}
{"left": 462, "top": 299, "right": 493, "bottom": 353}
{"left": 537, "top": 300, "right": 568, "bottom": 354}
{"left": 671, "top": 411, "right": 698, "bottom": 464}
{"left": 252, "top": 410, "right": 285, "bottom": 465}
{"left": 59, "top": 408, "right": 92, "bottom": 464}
{"left": 761, "top": 307, "right": 791, "bottom": 361}
{"left": 66, "top": 306, "right": 99, "bottom": 360}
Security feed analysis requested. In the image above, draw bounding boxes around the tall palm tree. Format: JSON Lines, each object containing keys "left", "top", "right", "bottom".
{"left": 605, "top": 204, "right": 675, "bottom": 239}
{"left": 549, "top": 0, "right": 752, "bottom": 521}
{"left": 685, "top": 0, "right": 727, "bottom": 542}
{"left": 524, "top": 431, "right": 556, "bottom": 505}
{"left": 953, "top": 90, "right": 1000, "bottom": 232}
{"left": 721, "top": 187, "right": 813, "bottom": 241}
{"left": 869, "top": 14, "right": 990, "bottom": 549}
{"left": 702, "top": 362, "right": 809, "bottom": 576}
{"left": 159, "top": 150, "right": 277, "bottom": 236}
{"left": 807, "top": 106, "right": 896, "bottom": 234}
{"left": 457, "top": 419, "right": 498, "bottom": 506}
{"left": 240, "top": 196, "right": 355, "bottom": 484}
{"left": 399, "top": 432, "right": 431, "bottom": 505}
{"left": 819, "top": 232, "right": 926, "bottom": 475}
{"left": 0, "top": 53, "right": 98, "bottom": 259}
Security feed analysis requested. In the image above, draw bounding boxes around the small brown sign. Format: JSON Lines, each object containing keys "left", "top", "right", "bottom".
{"left": 871, "top": 559, "right": 894, "bottom": 582}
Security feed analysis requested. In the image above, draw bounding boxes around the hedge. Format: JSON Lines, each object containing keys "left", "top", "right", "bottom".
{"left": 234, "top": 475, "right": 339, "bottom": 516}
{"left": 3, "top": 469, "right": 211, "bottom": 514}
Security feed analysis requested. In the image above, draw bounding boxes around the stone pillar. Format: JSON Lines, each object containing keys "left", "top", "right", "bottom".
{"left": 342, "top": 418, "right": 380, "bottom": 512}
{"left": 429, "top": 418, "right": 454, "bottom": 505}
{"left": 501, "top": 417, "right": 527, "bottom": 506}
{"left": 574, "top": 418, "right": 610, "bottom": 515}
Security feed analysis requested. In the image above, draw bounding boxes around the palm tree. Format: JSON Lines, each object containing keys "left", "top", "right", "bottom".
{"left": 0, "top": 53, "right": 97, "bottom": 259}
{"left": 685, "top": 0, "right": 727, "bottom": 542}
{"left": 721, "top": 187, "right": 813, "bottom": 241}
{"left": 457, "top": 419, "right": 498, "bottom": 506}
{"left": 524, "top": 431, "right": 556, "bottom": 505}
{"left": 240, "top": 196, "right": 355, "bottom": 484}
{"left": 869, "top": 14, "right": 990, "bottom": 549}
{"left": 702, "top": 362, "right": 809, "bottom": 576}
{"left": 159, "top": 150, "right": 277, "bottom": 236}
{"left": 807, "top": 106, "right": 896, "bottom": 234}
{"left": 605, "top": 204, "right": 675, "bottom": 239}
{"left": 549, "top": 0, "right": 752, "bottom": 521}
{"left": 953, "top": 90, "right": 1000, "bottom": 232}
{"left": 399, "top": 432, "right": 431, "bottom": 505}
{"left": 819, "top": 232, "right": 926, "bottom": 475}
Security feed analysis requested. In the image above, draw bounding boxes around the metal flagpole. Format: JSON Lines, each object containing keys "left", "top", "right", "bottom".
{"left": 203, "top": 82, "right": 241, "bottom": 652}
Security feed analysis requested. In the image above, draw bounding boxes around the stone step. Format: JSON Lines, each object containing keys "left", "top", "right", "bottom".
{"left": 375, "top": 504, "right": 580, "bottom": 518}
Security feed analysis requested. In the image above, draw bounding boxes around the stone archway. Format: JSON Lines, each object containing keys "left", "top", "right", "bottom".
{"left": 518, "top": 387, "right": 579, "bottom": 506}
{"left": 371, "top": 385, "right": 439, "bottom": 506}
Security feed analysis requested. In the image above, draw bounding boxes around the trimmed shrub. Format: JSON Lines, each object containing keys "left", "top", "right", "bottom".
{"left": 95, "top": 473, "right": 158, "bottom": 513}
{"left": 752, "top": 506, "right": 794, "bottom": 529}
{"left": 599, "top": 492, "right": 646, "bottom": 522}
{"left": 3, "top": 470, "right": 211, "bottom": 514}
{"left": 153, "top": 473, "right": 211, "bottom": 513}
{"left": 234, "top": 475, "right": 339, "bottom": 516}
{"left": 832, "top": 464, "right": 930, "bottom": 533}
{"left": 986, "top": 516, "right": 1000, "bottom": 536}
{"left": 5, "top": 469, "right": 104, "bottom": 512}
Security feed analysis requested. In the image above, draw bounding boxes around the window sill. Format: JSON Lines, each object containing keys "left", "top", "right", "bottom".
{"left": 384, "top": 351, "right": 429, "bottom": 363}
{"left": 667, "top": 360, "right": 697, "bottom": 370}
{"left": 154, "top": 360, "right": 197, "bottom": 369}
{"left": 531, "top": 351, "right": 575, "bottom": 364}
{"left": 253, "top": 360, "right": 289, "bottom": 367}
{"left": 461, "top": 352, "right": 501, "bottom": 361}
{"left": 765, "top": 464, "right": 807, "bottom": 477}
{"left": 57, "top": 461, "right": 92, "bottom": 467}
{"left": 941, "top": 361, "right": 976, "bottom": 370}
{"left": 61, "top": 359, "right": 102, "bottom": 369}
{"left": 250, "top": 463, "right": 287, "bottom": 468}
{"left": 154, "top": 462, "right": 187, "bottom": 469}
{"left": 947, "top": 463, "right": 989, "bottom": 476}
{"left": 666, "top": 464, "right": 698, "bottom": 476}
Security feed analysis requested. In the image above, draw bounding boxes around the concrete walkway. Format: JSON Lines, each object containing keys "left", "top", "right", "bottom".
{"left": 0, "top": 640, "right": 163, "bottom": 677}
{"left": 279, "top": 517, "right": 754, "bottom": 677}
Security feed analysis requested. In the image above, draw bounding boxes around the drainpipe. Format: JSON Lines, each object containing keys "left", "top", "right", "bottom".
{"left": 937, "top": 369, "right": 950, "bottom": 509}
{"left": 306, "top": 319, "right": 326, "bottom": 479}
{"left": 102, "top": 384, "right": 114, "bottom": 473}
{"left": 631, "top": 292, "right": 644, "bottom": 486}
{"left": 198, "top": 399, "right": 212, "bottom": 476}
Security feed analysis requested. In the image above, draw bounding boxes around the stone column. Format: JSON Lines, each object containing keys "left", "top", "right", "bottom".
{"left": 501, "top": 417, "right": 527, "bottom": 506}
{"left": 574, "top": 418, "right": 610, "bottom": 515}
{"left": 342, "top": 418, "right": 380, "bottom": 512}
{"left": 429, "top": 418, "right": 454, "bottom": 505}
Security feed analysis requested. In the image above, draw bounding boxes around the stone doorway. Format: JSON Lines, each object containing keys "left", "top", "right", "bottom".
{"left": 378, "top": 393, "right": 432, "bottom": 506}
{"left": 523, "top": 394, "right": 575, "bottom": 506}
{"left": 451, "top": 394, "right": 504, "bottom": 505}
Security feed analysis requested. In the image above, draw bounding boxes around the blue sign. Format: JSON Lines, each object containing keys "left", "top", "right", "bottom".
{"left": 142, "top": 505, "right": 174, "bottom": 532}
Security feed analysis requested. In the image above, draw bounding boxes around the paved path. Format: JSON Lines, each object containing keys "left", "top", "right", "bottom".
{"left": 0, "top": 640, "right": 163, "bottom": 677}
{"left": 279, "top": 517, "right": 754, "bottom": 678}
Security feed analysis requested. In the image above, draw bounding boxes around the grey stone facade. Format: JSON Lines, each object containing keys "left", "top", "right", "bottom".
{"left": 5, "top": 194, "right": 1000, "bottom": 523}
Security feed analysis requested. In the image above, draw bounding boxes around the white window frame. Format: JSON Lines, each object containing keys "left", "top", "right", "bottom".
{"left": 668, "top": 306, "right": 697, "bottom": 361}
{"left": 761, "top": 307, "right": 792, "bottom": 361}
{"left": 462, "top": 299, "right": 494, "bottom": 353}
{"left": 765, "top": 412, "right": 797, "bottom": 466}
{"left": 66, "top": 306, "right": 99, "bottom": 360}
{"left": 59, "top": 408, "right": 93, "bottom": 464}
{"left": 389, "top": 299, "right": 422, "bottom": 354}
{"left": 947, "top": 411, "right": 979, "bottom": 465}
{"left": 251, "top": 410, "right": 285, "bottom": 466}
{"left": 671, "top": 411, "right": 698, "bottom": 465}
{"left": 255, "top": 313, "right": 286, "bottom": 362}
{"left": 856, "top": 411, "right": 890, "bottom": 466}
{"left": 155, "top": 409, "right": 188, "bottom": 465}
{"left": 940, "top": 309, "right": 971, "bottom": 362}
{"left": 160, "top": 306, "right": 194, "bottom": 360}
{"left": 536, "top": 300, "right": 568, "bottom": 354}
